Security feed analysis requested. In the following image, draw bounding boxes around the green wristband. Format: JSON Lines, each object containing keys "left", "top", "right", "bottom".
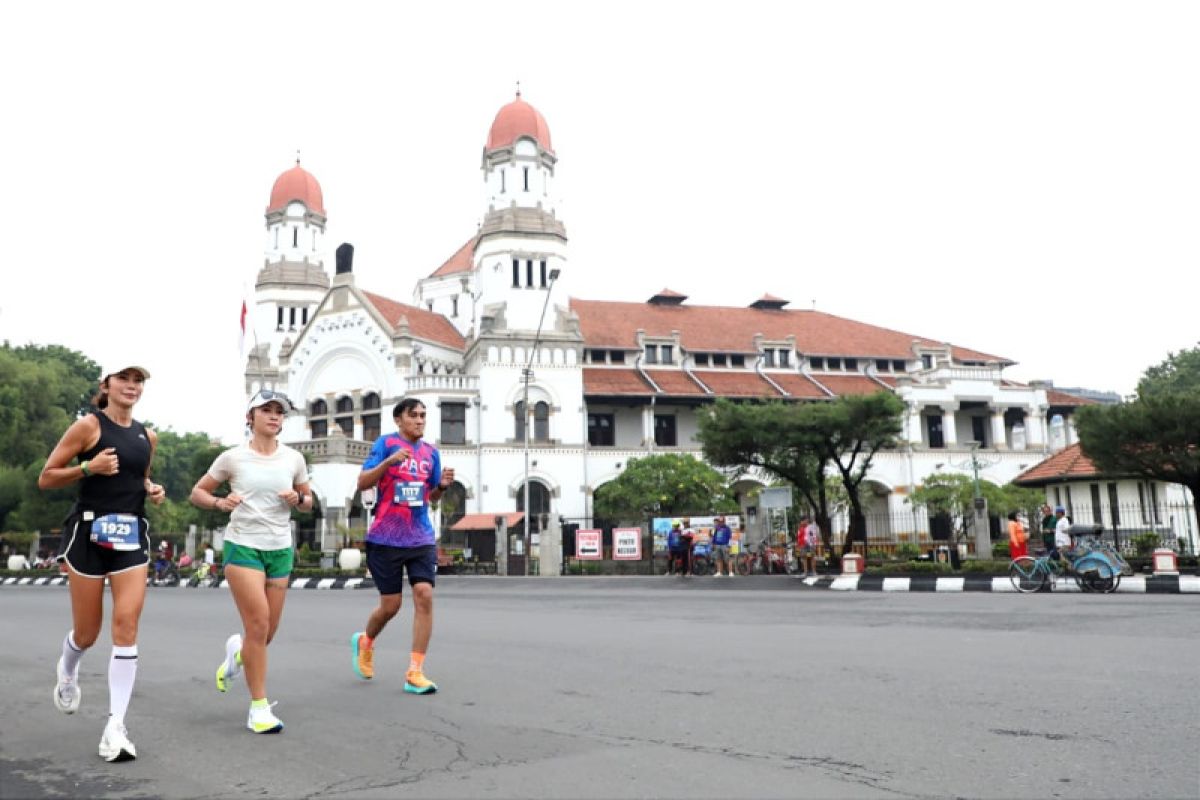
{"left": 80, "top": 460, "right": 91, "bottom": 477}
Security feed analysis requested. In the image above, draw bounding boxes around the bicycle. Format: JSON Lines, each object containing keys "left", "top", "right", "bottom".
{"left": 1008, "top": 553, "right": 1066, "bottom": 593}
{"left": 1071, "top": 536, "right": 1130, "bottom": 594}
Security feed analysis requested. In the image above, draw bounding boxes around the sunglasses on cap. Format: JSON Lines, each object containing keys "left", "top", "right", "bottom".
{"left": 248, "top": 390, "right": 293, "bottom": 413}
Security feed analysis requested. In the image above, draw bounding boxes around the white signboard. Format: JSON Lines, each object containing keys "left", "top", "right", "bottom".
{"left": 612, "top": 528, "right": 642, "bottom": 560}
{"left": 760, "top": 487, "right": 793, "bottom": 510}
{"left": 576, "top": 529, "right": 602, "bottom": 560}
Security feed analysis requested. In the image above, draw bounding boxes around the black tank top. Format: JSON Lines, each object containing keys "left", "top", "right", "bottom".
{"left": 75, "top": 411, "right": 152, "bottom": 516}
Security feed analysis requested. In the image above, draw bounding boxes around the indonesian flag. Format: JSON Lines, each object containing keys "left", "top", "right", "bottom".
{"left": 239, "top": 299, "right": 248, "bottom": 357}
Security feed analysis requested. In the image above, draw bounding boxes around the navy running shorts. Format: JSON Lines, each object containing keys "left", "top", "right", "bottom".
{"left": 366, "top": 543, "right": 437, "bottom": 595}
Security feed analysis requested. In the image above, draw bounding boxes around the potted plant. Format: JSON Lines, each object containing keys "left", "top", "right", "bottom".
{"left": 3, "top": 532, "right": 37, "bottom": 571}
{"left": 336, "top": 524, "right": 364, "bottom": 571}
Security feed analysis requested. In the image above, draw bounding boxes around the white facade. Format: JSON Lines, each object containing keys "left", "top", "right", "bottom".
{"left": 247, "top": 97, "right": 1099, "bottom": 560}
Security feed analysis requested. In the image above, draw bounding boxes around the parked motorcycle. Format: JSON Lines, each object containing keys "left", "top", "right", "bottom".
{"left": 188, "top": 561, "right": 219, "bottom": 588}
{"left": 150, "top": 558, "right": 180, "bottom": 587}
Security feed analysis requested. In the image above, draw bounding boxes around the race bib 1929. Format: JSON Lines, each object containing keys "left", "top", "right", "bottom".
{"left": 90, "top": 514, "right": 141, "bottom": 551}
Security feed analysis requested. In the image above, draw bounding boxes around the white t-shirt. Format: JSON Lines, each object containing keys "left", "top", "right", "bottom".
{"left": 1054, "top": 516, "right": 1073, "bottom": 548}
{"left": 207, "top": 443, "right": 307, "bottom": 551}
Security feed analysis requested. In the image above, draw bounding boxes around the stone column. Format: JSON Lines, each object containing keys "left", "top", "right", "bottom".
{"left": 990, "top": 410, "right": 1008, "bottom": 450}
{"left": 495, "top": 517, "right": 508, "bottom": 577}
{"left": 539, "top": 513, "right": 562, "bottom": 576}
{"left": 942, "top": 404, "right": 959, "bottom": 448}
{"left": 1026, "top": 406, "right": 1046, "bottom": 448}
{"left": 906, "top": 403, "right": 924, "bottom": 445}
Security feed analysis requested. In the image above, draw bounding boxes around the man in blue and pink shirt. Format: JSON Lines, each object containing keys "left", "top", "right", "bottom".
{"left": 350, "top": 398, "right": 454, "bottom": 695}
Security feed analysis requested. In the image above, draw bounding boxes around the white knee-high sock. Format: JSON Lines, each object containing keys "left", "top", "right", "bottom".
{"left": 62, "top": 631, "right": 85, "bottom": 676}
{"left": 108, "top": 645, "right": 138, "bottom": 725}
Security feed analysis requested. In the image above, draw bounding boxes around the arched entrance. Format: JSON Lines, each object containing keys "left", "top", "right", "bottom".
{"left": 513, "top": 480, "right": 551, "bottom": 574}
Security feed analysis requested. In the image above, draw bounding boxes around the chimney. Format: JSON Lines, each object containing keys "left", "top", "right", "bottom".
{"left": 335, "top": 243, "right": 354, "bottom": 275}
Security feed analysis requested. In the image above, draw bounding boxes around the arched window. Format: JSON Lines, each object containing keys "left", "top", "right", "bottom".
{"left": 514, "top": 401, "right": 526, "bottom": 441}
{"left": 336, "top": 396, "right": 354, "bottom": 414}
{"left": 362, "top": 392, "right": 381, "bottom": 442}
{"left": 533, "top": 401, "right": 549, "bottom": 442}
{"left": 516, "top": 480, "right": 551, "bottom": 533}
{"left": 310, "top": 399, "right": 328, "bottom": 416}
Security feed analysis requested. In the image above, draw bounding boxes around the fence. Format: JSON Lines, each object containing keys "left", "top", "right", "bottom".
{"left": 816, "top": 501, "right": 1195, "bottom": 558}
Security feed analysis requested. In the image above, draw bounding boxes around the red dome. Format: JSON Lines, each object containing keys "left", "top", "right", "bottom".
{"left": 267, "top": 161, "right": 325, "bottom": 216}
{"left": 486, "top": 94, "right": 553, "bottom": 154}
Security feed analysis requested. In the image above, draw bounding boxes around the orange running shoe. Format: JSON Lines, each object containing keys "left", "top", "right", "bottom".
{"left": 404, "top": 670, "right": 438, "bottom": 694}
{"left": 351, "top": 632, "right": 373, "bottom": 680}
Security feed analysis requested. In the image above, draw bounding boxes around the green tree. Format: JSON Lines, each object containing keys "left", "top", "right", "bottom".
{"left": 1137, "top": 342, "right": 1200, "bottom": 398}
{"left": 592, "top": 453, "right": 737, "bottom": 523}
{"left": 1077, "top": 346, "right": 1200, "bottom": 534}
{"left": 698, "top": 399, "right": 834, "bottom": 548}
{"left": 1076, "top": 393, "right": 1200, "bottom": 534}
{"left": 698, "top": 392, "right": 905, "bottom": 554}
{"left": 818, "top": 392, "right": 906, "bottom": 549}
{"left": 0, "top": 343, "right": 99, "bottom": 468}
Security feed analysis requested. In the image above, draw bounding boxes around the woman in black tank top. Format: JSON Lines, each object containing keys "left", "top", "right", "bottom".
{"left": 38, "top": 364, "right": 166, "bottom": 762}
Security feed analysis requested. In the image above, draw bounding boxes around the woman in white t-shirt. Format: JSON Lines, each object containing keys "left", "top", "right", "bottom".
{"left": 189, "top": 390, "right": 312, "bottom": 734}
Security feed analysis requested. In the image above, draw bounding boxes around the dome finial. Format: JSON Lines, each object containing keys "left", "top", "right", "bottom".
{"left": 515, "top": 80, "right": 521, "bottom": 98}
{"left": 295, "top": 149, "right": 301, "bottom": 166}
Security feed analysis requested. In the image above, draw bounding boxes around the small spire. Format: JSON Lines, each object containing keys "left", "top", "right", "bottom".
{"left": 295, "top": 149, "right": 301, "bottom": 166}
{"left": 515, "top": 80, "right": 521, "bottom": 98}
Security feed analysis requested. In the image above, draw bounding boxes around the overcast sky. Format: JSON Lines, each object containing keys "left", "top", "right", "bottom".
{"left": 2, "top": 1, "right": 1197, "bottom": 445}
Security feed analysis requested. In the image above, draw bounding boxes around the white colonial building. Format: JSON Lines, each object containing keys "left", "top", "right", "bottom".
{"left": 244, "top": 93, "right": 1098, "bottom": 572}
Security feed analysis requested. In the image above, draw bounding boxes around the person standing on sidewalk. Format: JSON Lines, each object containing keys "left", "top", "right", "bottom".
{"left": 1040, "top": 504, "right": 1056, "bottom": 554}
{"left": 666, "top": 521, "right": 684, "bottom": 575}
{"left": 1007, "top": 511, "right": 1029, "bottom": 559}
{"left": 710, "top": 515, "right": 733, "bottom": 576}
{"left": 679, "top": 518, "right": 696, "bottom": 577}
{"left": 38, "top": 364, "right": 166, "bottom": 762}
{"left": 351, "top": 398, "right": 454, "bottom": 695}
{"left": 189, "top": 390, "right": 312, "bottom": 734}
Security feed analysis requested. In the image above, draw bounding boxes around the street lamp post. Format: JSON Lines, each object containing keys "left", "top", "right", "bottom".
{"left": 522, "top": 268, "right": 561, "bottom": 575}
{"left": 947, "top": 441, "right": 998, "bottom": 559}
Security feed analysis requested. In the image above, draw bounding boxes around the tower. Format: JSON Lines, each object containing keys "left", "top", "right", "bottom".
{"left": 252, "top": 159, "right": 331, "bottom": 374}
{"left": 473, "top": 91, "right": 568, "bottom": 331}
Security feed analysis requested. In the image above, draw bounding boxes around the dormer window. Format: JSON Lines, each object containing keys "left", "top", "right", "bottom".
{"left": 845, "top": 358, "right": 858, "bottom": 371}
{"left": 810, "top": 356, "right": 825, "bottom": 370}
{"left": 731, "top": 355, "right": 745, "bottom": 368}
{"left": 694, "top": 353, "right": 709, "bottom": 367}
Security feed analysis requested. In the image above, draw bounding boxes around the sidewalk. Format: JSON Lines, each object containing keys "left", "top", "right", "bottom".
{"left": 4, "top": 573, "right": 1199, "bottom": 593}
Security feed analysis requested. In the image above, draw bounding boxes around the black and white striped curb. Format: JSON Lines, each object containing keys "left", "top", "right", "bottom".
{"left": 1, "top": 576, "right": 375, "bottom": 590}
{"left": 799, "top": 573, "right": 1200, "bottom": 593}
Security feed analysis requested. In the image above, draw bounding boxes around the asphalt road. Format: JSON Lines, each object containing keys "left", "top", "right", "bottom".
{"left": 1, "top": 578, "right": 1197, "bottom": 800}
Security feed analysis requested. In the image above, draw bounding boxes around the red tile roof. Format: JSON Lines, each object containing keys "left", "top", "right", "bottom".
{"left": 770, "top": 373, "right": 834, "bottom": 399}
{"left": 487, "top": 95, "right": 553, "bottom": 154}
{"left": 690, "top": 370, "right": 782, "bottom": 398}
{"left": 1013, "top": 444, "right": 1099, "bottom": 485}
{"left": 569, "top": 298, "right": 1009, "bottom": 364}
{"left": 1046, "top": 389, "right": 1097, "bottom": 407}
{"left": 429, "top": 236, "right": 477, "bottom": 278}
{"left": 812, "top": 374, "right": 893, "bottom": 397}
{"left": 267, "top": 162, "right": 324, "bottom": 216}
{"left": 362, "top": 290, "right": 465, "bottom": 349}
{"left": 582, "top": 368, "right": 655, "bottom": 396}
{"left": 452, "top": 512, "right": 524, "bottom": 531}
{"left": 643, "top": 369, "right": 708, "bottom": 396}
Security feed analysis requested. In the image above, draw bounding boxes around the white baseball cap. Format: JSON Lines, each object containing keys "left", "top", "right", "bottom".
{"left": 248, "top": 389, "right": 293, "bottom": 413}
{"left": 102, "top": 364, "right": 151, "bottom": 380}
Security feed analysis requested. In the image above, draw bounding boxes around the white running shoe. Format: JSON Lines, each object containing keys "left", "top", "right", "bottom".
{"left": 215, "top": 634, "right": 243, "bottom": 693}
{"left": 53, "top": 656, "right": 81, "bottom": 714}
{"left": 246, "top": 701, "right": 284, "bottom": 734}
{"left": 98, "top": 718, "right": 137, "bottom": 762}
